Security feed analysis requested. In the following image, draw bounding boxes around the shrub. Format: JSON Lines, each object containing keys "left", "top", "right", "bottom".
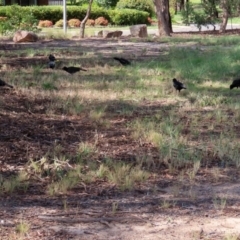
{"left": 95, "top": 0, "right": 119, "bottom": 8}
{"left": 38, "top": 20, "right": 53, "bottom": 28}
{"left": 68, "top": 18, "right": 81, "bottom": 27}
{"left": 86, "top": 19, "right": 95, "bottom": 26}
{"left": 95, "top": 16, "right": 108, "bottom": 26}
{"left": 116, "top": 0, "right": 155, "bottom": 17}
{"left": 0, "top": 16, "right": 10, "bottom": 35}
{"left": 0, "top": 5, "right": 39, "bottom": 35}
{"left": 55, "top": 19, "right": 65, "bottom": 27}
{"left": 0, "top": 6, "right": 110, "bottom": 24}
{"left": 0, "top": 21, "right": 12, "bottom": 35}
{"left": 76, "top": 0, "right": 97, "bottom": 6}
{"left": 0, "top": 6, "right": 149, "bottom": 26}
{"left": 109, "top": 9, "right": 149, "bottom": 25}
{"left": 71, "top": 0, "right": 89, "bottom": 5}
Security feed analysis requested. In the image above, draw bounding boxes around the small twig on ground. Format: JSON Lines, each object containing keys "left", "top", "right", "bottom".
{"left": 41, "top": 211, "right": 103, "bottom": 217}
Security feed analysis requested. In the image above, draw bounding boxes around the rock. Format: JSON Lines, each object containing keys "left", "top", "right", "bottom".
{"left": 105, "top": 31, "right": 122, "bottom": 38}
{"left": 129, "top": 24, "right": 148, "bottom": 38}
{"left": 97, "top": 30, "right": 123, "bottom": 38}
{"left": 13, "top": 30, "right": 38, "bottom": 43}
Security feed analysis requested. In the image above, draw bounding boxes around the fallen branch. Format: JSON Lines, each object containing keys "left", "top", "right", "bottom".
{"left": 49, "top": 226, "right": 94, "bottom": 235}
{"left": 40, "top": 211, "right": 103, "bottom": 217}
{"left": 38, "top": 215, "right": 145, "bottom": 223}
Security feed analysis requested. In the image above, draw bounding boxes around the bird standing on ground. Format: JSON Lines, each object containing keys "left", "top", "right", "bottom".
{"left": 113, "top": 57, "right": 131, "bottom": 66}
{"left": 230, "top": 79, "right": 240, "bottom": 89}
{"left": 62, "top": 66, "right": 87, "bottom": 74}
{"left": 49, "top": 54, "right": 56, "bottom": 62}
{"left": 172, "top": 78, "right": 186, "bottom": 92}
{"left": 0, "top": 79, "right": 13, "bottom": 88}
{"left": 48, "top": 54, "right": 56, "bottom": 69}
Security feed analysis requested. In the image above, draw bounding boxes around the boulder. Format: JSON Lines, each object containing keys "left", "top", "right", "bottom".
{"left": 97, "top": 30, "right": 123, "bottom": 38}
{"left": 129, "top": 24, "right": 148, "bottom": 38}
{"left": 13, "top": 30, "right": 38, "bottom": 43}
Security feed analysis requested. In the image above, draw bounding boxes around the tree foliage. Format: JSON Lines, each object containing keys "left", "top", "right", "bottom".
{"left": 116, "top": 0, "right": 155, "bottom": 17}
{"left": 181, "top": 1, "right": 220, "bottom": 31}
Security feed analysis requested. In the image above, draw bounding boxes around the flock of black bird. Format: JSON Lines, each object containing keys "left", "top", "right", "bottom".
{"left": 1, "top": 54, "right": 240, "bottom": 92}
{"left": 49, "top": 55, "right": 129, "bottom": 74}
{"left": 48, "top": 54, "right": 88, "bottom": 74}
{"left": 173, "top": 77, "right": 240, "bottom": 92}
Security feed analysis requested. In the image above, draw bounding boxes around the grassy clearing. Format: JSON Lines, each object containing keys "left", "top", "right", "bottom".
{"left": 1, "top": 33, "right": 240, "bottom": 198}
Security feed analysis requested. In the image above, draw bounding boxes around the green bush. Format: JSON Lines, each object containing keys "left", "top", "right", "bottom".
{"left": 0, "top": 6, "right": 149, "bottom": 26}
{"left": 109, "top": 9, "right": 149, "bottom": 25}
{"left": 0, "top": 5, "right": 39, "bottom": 35}
{"left": 95, "top": 0, "right": 119, "bottom": 8}
{"left": 116, "top": 0, "right": 155, "bottom": 17}
{"left": 71, "top": 0, "right": 89, "bottom": 5}
{"left": 55, "top": 19, "right": 64, "bottom": 27}
{"left": 0, "top": 6, "right": 110, "bottom": 24}
{"left": 0, "top": 17, "right": 12, "bottom": 35}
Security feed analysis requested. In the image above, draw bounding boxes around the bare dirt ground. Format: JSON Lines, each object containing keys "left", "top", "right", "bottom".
{"left": 1, "top": 33, "right": 240, "bottom": 240}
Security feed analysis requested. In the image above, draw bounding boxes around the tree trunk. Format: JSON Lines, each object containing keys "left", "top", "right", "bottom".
{"left": 177, "top": 0, "right": 184, "bottom": 11}
{"left": 165, "top": 0, "right": 173, "bottom": 33}
{"left": 153, "top": 0, "right": 172, "bottom": 36}
{"left": 219, "top": 0, "right": 228, "bottom": 33}
{"left": 79, "top": 0, "right": 93, "bottom": 38}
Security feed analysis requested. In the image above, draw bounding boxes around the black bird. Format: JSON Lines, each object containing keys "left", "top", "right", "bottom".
{"left": 48, "top": 61, "right": 55, "bottom": 69}
{"left": 172, "top": 78, "right": 186, "bottom": 92}
{"left": 113, "top": 57, "right": 131, "bottom": 66}
{"left": 49, "top": 54, "right": 56, "bottom": 62}
{"left": 230, "top": 79, "right": 240, "bottom": 89}
{"left": 62, "top": 66, "right": 87, "bottom": 74}
{"left": 0, "top": 79, "right": 13, "bottom": 88}
{"left": 48, "top": 54, "right": 56, "bottom": 69}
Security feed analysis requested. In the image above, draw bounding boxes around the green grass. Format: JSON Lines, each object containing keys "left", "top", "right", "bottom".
{"left": 2, "top": 32, "right": 240, "bottom": 195}
{"left": 228, "top": 17, "right": 240, "bottom": 24}
{"left": 15, "top": 219, "right": 30, "bottom": 237}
